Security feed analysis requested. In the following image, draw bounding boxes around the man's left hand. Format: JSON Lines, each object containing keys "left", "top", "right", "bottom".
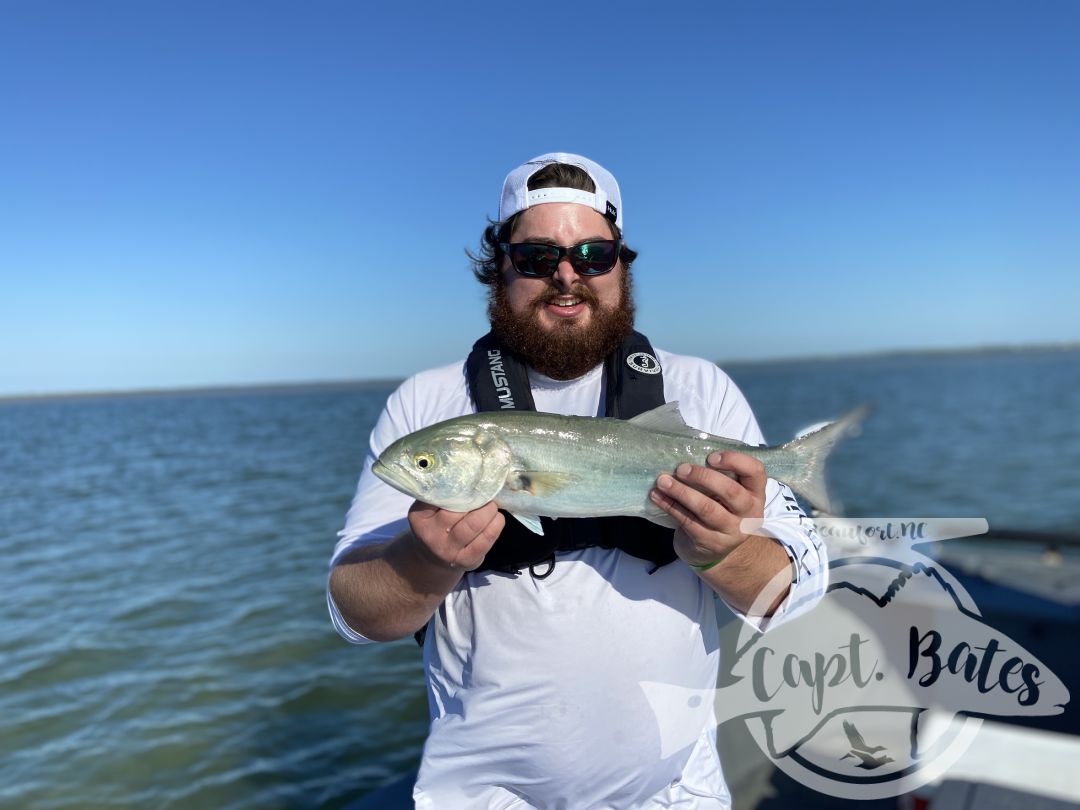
{"left": 650, "top": 451, "right": 767, "bottom": 567}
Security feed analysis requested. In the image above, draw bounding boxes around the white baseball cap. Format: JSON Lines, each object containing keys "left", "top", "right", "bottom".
{"left": 499, "top": 152, "right": 624, "bottom": 232}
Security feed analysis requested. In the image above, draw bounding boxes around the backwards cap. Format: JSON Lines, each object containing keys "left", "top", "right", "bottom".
{"left": 499, "top": 152, "right": 623, "bottom": 232}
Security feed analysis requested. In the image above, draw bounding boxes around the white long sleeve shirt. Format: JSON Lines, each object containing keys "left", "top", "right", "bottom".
{"left": 328, "top": 349, "right": 827, "bottom": 809}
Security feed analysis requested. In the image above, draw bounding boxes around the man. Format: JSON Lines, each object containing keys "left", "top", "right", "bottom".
{"left": 328, "top": 153, "right": 826, "bottom": 808}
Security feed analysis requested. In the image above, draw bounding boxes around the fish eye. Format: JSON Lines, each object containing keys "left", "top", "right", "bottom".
{"left": 413, "top": 453, "right": 436, "bottom": 471}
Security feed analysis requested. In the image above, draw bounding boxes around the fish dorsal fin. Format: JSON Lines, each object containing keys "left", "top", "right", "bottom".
{"left": 628, "top": 402, "right": 708, "bottom": 438}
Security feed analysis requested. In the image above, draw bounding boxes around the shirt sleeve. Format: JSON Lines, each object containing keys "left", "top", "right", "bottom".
{"left": 693, "top": 364, "right": 829, "bottom": 633}
{"left": 744, "top": 480, "right": 829, "bottom": 633}
{"left": 326, "top": 378, "right": 420, "bottom": 645}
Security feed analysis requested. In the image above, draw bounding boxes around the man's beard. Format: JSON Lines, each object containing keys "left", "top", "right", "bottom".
{"left": 488, "top": 271, "right": 636, "bottom": 381}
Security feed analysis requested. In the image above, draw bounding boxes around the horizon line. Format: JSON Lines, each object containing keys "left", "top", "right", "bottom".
{"left": 2, "top": 339, "right": 1077, "bottom": 403}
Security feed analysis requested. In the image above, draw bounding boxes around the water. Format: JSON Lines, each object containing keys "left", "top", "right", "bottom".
{"left": 726, "top": 349, "right": 1080, "bottom": 528}
{"left": 1, "top": 385, "right": 425, "bottom": 809}
{"left": 2, "top": 350, "right": 1078, "bottom": 808}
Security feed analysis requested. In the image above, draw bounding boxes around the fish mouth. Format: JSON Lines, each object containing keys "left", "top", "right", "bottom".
{"left": 371, "top": 458, "right": 413, "bottom": 496}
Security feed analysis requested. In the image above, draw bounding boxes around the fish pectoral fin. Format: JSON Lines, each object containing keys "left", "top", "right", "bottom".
{"left": 507, "top": 470, "right": 578, "bottom": 497}
{"left": 510, "top": 512, "right": 545, "bottom": 535}
{"left": 628, "top": 402, "right": 708, "bottom": 438}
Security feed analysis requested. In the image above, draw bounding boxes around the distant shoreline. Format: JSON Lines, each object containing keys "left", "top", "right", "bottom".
{"left": 718, "top": 340, "right": 1080, "bottom": 368}
{"left": 2, "top": 341, "right": 1077, "bottom": 403}
{"left": 0, "top": 378, "right": 405, "bottom": 404}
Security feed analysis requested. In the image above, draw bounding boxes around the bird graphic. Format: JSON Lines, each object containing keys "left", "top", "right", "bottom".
{"left": 839, "top": 720, "right": 894, "bottom": 770}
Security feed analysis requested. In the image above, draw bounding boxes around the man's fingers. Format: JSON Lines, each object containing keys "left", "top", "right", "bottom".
{"left": 448, "top": 501, "right": 502, "bottom": 543}
{"left": 408, "top": 501, "right": 505, "bottom": 570}
{"left": 655, "top": 472, "right": 738, "bottom": 533}
{"left": 455, "top": 510, "right": 506, "bottom": 571}
{"left": 650, "top": 487, "right": 700, "bottom": 532}
{"left": 668, "top": 463, "right": 756, "bottom": 518}
{"left": 408, "top": 500, "right": 442, "bottom": 523}
{"left": 650, "top": 487, "right": 728, "bottom": 552}
{"left": 707, "top": 451, "right": 768, "bottom": 497}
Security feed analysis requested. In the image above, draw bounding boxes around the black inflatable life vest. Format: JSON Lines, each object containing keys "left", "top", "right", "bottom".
{"left": 464, "top": 329, "right": 678, "bottom": 577}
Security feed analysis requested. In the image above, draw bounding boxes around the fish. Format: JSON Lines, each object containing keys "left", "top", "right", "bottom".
{"left": 371, "top": 402, "right": 868, "bottom": 535}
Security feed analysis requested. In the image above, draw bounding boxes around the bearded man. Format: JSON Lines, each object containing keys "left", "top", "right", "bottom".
{"left": 328, "top": 153, "right": 827, "bottom": 809}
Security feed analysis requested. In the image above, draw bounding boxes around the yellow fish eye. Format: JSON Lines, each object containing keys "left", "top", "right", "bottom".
{"left": 413, "top": 453, "right": 436, "bottom": 471}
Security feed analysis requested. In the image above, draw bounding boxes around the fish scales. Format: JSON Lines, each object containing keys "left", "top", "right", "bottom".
{"left": 487, "top": 415, "right": 751, "bottom": 518}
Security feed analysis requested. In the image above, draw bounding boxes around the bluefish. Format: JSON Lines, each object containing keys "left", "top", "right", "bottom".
{"left": 372, "top": 403, "right": 867, "bottom": 534}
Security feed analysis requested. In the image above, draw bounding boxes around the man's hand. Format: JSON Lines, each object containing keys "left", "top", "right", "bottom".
{"left": 407, "top": 500, "right": 505, "bottom": 572}
{"left": 329, "top": 500, "right": 505, "bottom": 642}
{"left": 650, "top": 451, "right": 767, "bottom": 567}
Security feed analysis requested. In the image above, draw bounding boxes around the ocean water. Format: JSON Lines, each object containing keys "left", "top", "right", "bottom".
{"left": 2, "top": 350, "right": 1078, "bottom": 808}
{"left": 727, "top": 348, "right": 1080, "bottom": 529}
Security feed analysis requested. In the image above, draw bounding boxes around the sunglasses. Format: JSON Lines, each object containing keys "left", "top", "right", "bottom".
{"left": 499, "top": 239, "right": 621, "bottom": 278}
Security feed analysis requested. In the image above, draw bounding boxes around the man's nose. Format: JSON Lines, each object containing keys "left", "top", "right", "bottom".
{"left": 551, "top": 258, "right": 580, "bottom": 289}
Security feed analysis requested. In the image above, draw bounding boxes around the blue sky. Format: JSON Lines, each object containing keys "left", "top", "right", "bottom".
{"left": 1, "top": 1, "right": 1077, "bottom": 396}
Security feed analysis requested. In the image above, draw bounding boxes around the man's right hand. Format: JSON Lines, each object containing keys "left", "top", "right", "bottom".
{"left": 406, "top": 500, "right": 505, "bottom": 572}
{"left": 329, "top": 500, "right": 505, "bottom": 642}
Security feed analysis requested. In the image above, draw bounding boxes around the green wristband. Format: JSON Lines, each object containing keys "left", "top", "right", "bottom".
{"left": 688, "top": 556, "right": 727, "bottom": 572}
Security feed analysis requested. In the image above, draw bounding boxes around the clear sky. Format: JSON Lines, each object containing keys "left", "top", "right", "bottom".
{"left": 1, "top": 1, "right": 1077, "bottom": 396}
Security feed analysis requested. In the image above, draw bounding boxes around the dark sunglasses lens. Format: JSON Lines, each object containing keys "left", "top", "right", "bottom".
{"left": 571, "top": 241, "right": 618, "bottom": 275}
{"left": 511, "top": 244, "right": 560, "bottom": 277}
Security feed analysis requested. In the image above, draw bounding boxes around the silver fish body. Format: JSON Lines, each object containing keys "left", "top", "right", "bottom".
{"left": 371, "top": 402, "right": 867, "bottom": 534}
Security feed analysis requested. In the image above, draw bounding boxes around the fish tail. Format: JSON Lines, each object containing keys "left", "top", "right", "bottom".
{"left": 776, "top": 405, "right": 871, "bottom": 515}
